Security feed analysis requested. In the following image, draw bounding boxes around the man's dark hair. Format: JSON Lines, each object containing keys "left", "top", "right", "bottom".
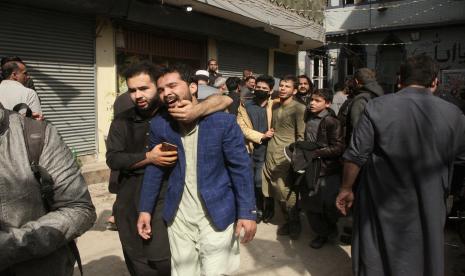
{"left": 1, "top": 56, "right": 23, "bottom": 67}
{"left": 124, "top": 60, "right": 159, "bottom": 83}
{"left": 400, "top": 54, "right": 439, "bottom": 87}
{"left": 1, "top": 61, "right": 21, "bottom": 79}
{"left": 281, "top": 75, "right": 298, "bottom": 90}
{"left": 298, "top": 74, "right": 314, "bottom": 89}
{"left": 156, "top": 63, "right": 194, "bottom": 84}
{"left": 207, "top": 58, "right": 217, "bottom": 65}
{"left": 245, "top": 75, "right": 256, "bottom": 82}
{"left": 354, "top": 68, "right": 376, "bottom": 85}
{"left": 333, "top": 82, "right": 344, "bottom": 92}
{"left": 313, "top": 88, "right": 333, "bottom": 103}
{"left": 255, "top": 75, "right": 275, "bottom": 90}
{"left": 1, "top": 56, "right": 26, "bottom": 79}
{"left": 226, "top": 77, "right": 241, "bottom": 92}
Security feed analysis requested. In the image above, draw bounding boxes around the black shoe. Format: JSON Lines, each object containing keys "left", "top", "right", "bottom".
{"left": 105, "top": 221, "right": 118, "bottom": 231}
{"left": 340, "top": 234, "right": 352, "bottom": 245}
{"left": 262, "top": 198, "right": 275, "bottom": 223}
{"left": 277, "top": 223, "right": 290, "bottom": 236}
{"left": 256, "top": 210, "right": 263, "bottom": 224}
{"left": 288, "top": 220, "right": 302, "bottom": 240}
{"left": 309, "top": 236, "right": 328, "bottom": 249}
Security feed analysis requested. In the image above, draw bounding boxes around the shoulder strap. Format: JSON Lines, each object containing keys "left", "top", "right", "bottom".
{"left": 13, "top": 103, "right": 33, "bottom": 117}
{"left": 22, "top": 117, "right": 84, "bottom": 275}
{"left": 23, "top": 117, "right": 46, "bottom": 168}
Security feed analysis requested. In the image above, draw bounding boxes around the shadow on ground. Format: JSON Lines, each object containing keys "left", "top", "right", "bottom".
{"left": 74, "top": 255, "right": 129, "bottom": 276}
{"left": 237, "top": 208, "right": 352, "bottom": 276}
{"left": 90, "top": 209, "right": 113, "bottom": 232}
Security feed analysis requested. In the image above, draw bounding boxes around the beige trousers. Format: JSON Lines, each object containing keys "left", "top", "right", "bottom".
{"left": 262, "top": 151, "right": 296, "bottom": 209}
{"left": 168, "top": 218, "right": 240, "bottom": 276}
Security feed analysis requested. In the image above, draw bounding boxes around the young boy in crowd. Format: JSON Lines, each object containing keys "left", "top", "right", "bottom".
{"left": 302, "top": 88, "right": 344, "bottom": 249}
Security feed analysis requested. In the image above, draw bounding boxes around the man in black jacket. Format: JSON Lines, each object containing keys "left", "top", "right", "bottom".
{"left": 336, "top": 54, "right": 465, "bottom": 276}
{"left": 106, "top": 61, "right": 232, "bottom": 276}
{"left": 302, "top": 88, "right": 344, "bottom": 249}
{"left": 347, "top": 68, "right": 383, "bottom": 134}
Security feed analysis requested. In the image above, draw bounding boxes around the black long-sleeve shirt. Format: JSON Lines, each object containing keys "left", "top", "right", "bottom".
{"left": 106, "top": 108, "right": 149, "bottom": 173}
{"left": 106, "top": 107, "right": 170, "bottom": 261}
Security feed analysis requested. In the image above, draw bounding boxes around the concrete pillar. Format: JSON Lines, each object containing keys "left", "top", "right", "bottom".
{"left": 95, "top": 17, "right": 117, "bottom": 161}
{"left": 298, "top": 51, "right": 306, "bottom": 75}
{"left": 268, "top": 49, "right": 275, "bottom": 76}
{"left": 328, "top": 48, "right": 340, "bottom": 86}
{"left": 366, "top": 46, "right": 378, "bottom": 69}
{"left": 207, "top": 38, "right": 217, "bottom": 60}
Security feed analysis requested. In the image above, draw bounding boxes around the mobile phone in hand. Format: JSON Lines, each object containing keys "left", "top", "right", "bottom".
{"left": 161, "top": 142, "right": 178, "bottom": 151}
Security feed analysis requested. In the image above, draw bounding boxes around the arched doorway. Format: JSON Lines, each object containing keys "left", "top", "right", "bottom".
{"left": 376, "top": 34, "right": 405, "bottom": 93}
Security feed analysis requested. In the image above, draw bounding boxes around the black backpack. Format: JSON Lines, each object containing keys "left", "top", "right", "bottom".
{"left": 12, "top": 104, "right": 84, "bottom": 275}
{"left": 337, "top": 92, "right": 376, "bottom": 146}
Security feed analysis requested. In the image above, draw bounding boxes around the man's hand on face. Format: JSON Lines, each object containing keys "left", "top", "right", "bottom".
{"left": 137, "top": 212, "right": 152, "bottom": 240}
{"left": 235, "top": 219, "right": 257, "bottom": 244}
{"left": 167, "top": 100, "right": 199, "bottom": 123}
{"left": 147, "top": 144, "right": 178, "bottom": 167}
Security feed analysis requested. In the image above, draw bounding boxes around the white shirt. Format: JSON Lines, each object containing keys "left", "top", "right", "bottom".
{"left": 0, "top": 80, "right": 42, "bottom": 113}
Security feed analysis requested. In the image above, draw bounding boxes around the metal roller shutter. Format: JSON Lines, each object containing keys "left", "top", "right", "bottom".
{"left": 0, "top": 3, "right": 96, "bottom": 155}
{"left": 217, "top": 41, "right": 268, "bottom": 78}
{"left": 274, "top": 52, "right": 297, "bottom": 78}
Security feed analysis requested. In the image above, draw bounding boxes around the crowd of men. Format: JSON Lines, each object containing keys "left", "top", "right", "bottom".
{"left": 0, "top": 53, "right": 464, "bottom": 276}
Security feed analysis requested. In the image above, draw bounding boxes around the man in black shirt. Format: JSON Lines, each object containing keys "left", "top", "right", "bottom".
{"left": 106, "top": 61, "right": 232, "bottom": 276}
{"left": 295, "top": 74, "right": 313, "bottom": 106}
{"left": 207, "top": 58, "right": 222, "bottom": 86}
{"left": 237, "top": 75, "right": 275, "bottom": 222}
{"left": 225, "top": 77, "right": 241, "bottom": 116}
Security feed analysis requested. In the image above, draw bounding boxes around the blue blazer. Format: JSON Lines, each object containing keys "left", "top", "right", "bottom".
{"left": 139, "top": 111, "right": 256, "bottom": 231}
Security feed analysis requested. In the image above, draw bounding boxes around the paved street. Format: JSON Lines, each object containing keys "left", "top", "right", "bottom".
{"left": 75, "top": 183, "right": 465, "bottom": 276}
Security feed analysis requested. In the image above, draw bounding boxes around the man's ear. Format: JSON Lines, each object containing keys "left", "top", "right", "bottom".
{"left": 10, "top": 70, "right": 19, "bottom": 81}
{"left": 431, "top": 77, "right": 439, "bottom": 88}
{"left": 430, "top": 77, "right": 439, "bottom": 93}
{"left": 292, "top": 88, "right": 298, "bottom": 95}
{"left": 189, "top": 82, "right": 198, "bottom": 95}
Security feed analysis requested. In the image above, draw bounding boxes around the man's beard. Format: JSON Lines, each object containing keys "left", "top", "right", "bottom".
{"left": 136, "top": 99, "right": 158, "bottom": 116}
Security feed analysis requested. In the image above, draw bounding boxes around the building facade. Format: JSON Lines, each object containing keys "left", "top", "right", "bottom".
{"left": 317, "top": 0, "right": 465, "bottom": 93}
{"left": 0, "top": 0, "right": 324, "bottom": 160}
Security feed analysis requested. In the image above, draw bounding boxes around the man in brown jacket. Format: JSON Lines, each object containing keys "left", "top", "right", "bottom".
{"left": 237, "top": 75, "right": 276, "bottom": 222}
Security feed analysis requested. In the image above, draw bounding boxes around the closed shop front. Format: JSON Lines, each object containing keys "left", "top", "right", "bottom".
{"left": 274, "top": 51, "right": 297, "bottom": 78}
{"left": 0, "top": 3, "right": 96, "bottom": 155}
{"left": 116, "top": 26, "right": 207, "bottom": 94}
{"left": 217, "top": 40, "right": 268, "bottom": 78}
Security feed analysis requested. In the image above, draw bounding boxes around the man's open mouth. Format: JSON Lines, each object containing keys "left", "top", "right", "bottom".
{"left": 165, "top": 94, "right": 178, "bottom": 106}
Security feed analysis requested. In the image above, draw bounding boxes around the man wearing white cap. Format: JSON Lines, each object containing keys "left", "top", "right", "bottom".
{"left": 195, "top": 70, "right": 220, "bottom": 100}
